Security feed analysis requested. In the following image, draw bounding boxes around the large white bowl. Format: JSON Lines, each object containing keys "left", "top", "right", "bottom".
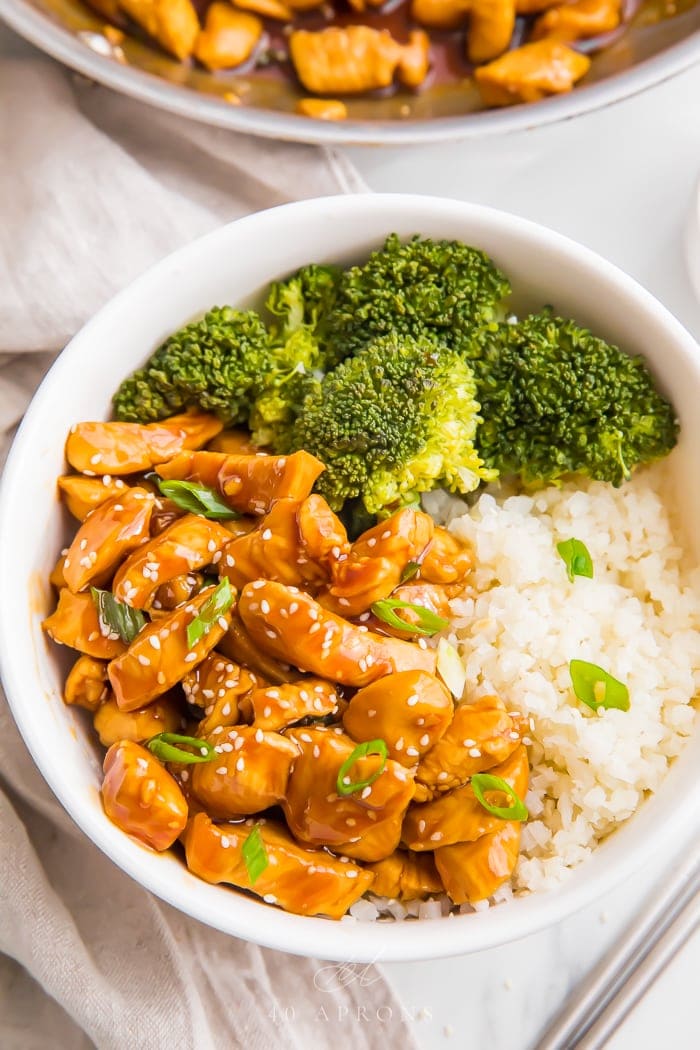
{"left": 1, "top": 195, "right": 699, "bottom": 962}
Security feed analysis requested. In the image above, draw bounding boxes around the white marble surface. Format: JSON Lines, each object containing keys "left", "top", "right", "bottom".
{"left": 2, "top": 18, "right": 700, "bottom": 1049}
{"left": 347, "top": 62, "right": 700, "bottom": 1050}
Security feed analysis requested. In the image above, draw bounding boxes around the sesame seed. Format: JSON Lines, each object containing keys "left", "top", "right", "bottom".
{"left": 82, "top": 470, "right": 95, "bottom": 477}
{"left": 345, "top": 818, "right": 356, "bottom": 827}
{"left": 207, "top": 539, "right": 217, "bottom": 553}
{"left": 217, "top": 616, "right": 228, "bottom": 631}
{"left": 469, "top": 747, "right": 482, "bottom": 758}
{"left": 367, "top": 709, "right": 376, "bottom": 717}
{"left": 181, "top": 769, "right": 189, "bottom": 782}
{"left": 263, "top": 894, "right": 276, "bottom": 904}
{"left": 301, "top": 733, "right": 313, "bottom": 743}
{"left": 102, "top": 475, "right": 112, "bottom": 486}
{"left": 255, "top": 729, "right": 264, "bottom": 743}
{"left": 418, "top": 820, "right": 426, "bottom": 833}
{"left": 309, "top": 623, "right": 321, "bottom": 634}
{"left": 361, "top": 786, "right": 372, "bottom": 799}
{"left": 463, "top": 739, "right": 476, "bottom": 748}
{"left": 338, "top": 597, "right": 350, "bottom": 607}
{"left": 289, "top": 602, "right": 299, "bottom": 614}
{"left": 261, "top": 599, "right": 270, "bottom": 615}
{"left": 113, "top": 504, "right": 124, "bottom": 512}
{"left": 406, "top": 746, "right": 419, "bottom": 757}
{"left": 184, "top": 652, "right": 198, "bottom": 663}
{"left": 212, "top": 551, "right": 222, "bottom": 564}
{"left": 79, "top": 538, "right": 87, "bottom": 550}
{"left": 419, "top": 734, "right": 430, "bottom": 747}
{"left": 262, "top": 529, "right": 272, "bottom": 541}
{"left": 222, "top": 703, "right": 231, "bottom": 717}
{"left": 395, "top": 737, "right": 404, "bottom": 751}
{"left": 509, "top": 731, "right": 520, "bottom": 741}
{"left": 221, "top": 742, "right": 233, "bottom": 752}
{"left": 90, "top": 453, "right": 102, "bottom": 465}
{"left": 430, "top": 832, "right": 443, "bottom": 842}
{"left": 418, "top": 638, "right": 428, "bottom": 650}
{"left": 157, "top": 671, "right": 166, "bottom": 684}
{"left": 438, "top": 771, "right": 449, "bottom": 781}
{"left": 220, "top": 835, "right": 230, "bottom": 849}
{"left": 79, "top": 556, "right": 91, "bottom": 568}
{"left": 265, "top": 629, "right": 277, "bottom": 640}
{"left": 367, "top": 538, "right": 376, "bottom": 548}
{"left": 407, "top": 695, "right": 419, "bottom": 707}
{"left": 137, "top": 654, "right": 151, "bottom": 666}
{"left": 252, "top": 580, "right": 266, "bottom": 590}
{"left": 345, "top": 869, "right": 358, "bottom": 879}
{"left": 236, "top": 757, "right": 245, "bottom": 771}
{"left": 149, "top": 635, "right": 161, "bottom": 650}
{"left": 226, "top": 554, "right": 235, "bottom": 567}
{"left": 216, "top": 766, "right": 227, "bottom": 775}
{"left": 263, "top": 705, "right": 272, "bottom": 718}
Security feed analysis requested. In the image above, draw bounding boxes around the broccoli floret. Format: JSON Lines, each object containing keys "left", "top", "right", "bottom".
{"left": 113, "top": 307, "right": 270, "bottom": 424}
{"left": 265, "top": 263, "right": 340, "bottom": 349}
{"left": 473, "top": 311, "right": 678, "bottom": 486}
{"left": 290, "top": 333, "right": 495, "bottom": 515}
{"left": 324, "top": 234, "right": 511, "bottom": 359}
{"left": 248, "top": 264, "right": 343, "bottom": 449}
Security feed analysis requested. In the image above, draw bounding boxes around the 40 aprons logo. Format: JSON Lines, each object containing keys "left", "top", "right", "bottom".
{"left": 266, "top": 957, "right": 432, "bottom": 1025}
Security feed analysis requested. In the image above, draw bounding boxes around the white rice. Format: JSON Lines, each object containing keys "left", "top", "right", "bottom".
{"left": 422, "top": 457, "right": 700, "bottom": 894}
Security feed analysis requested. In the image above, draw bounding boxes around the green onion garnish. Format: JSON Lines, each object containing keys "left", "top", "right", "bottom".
{"left": 400, "top": 561, "right": 421, "bottom": 584}
{"left": 242, "top": 824, "right": 269, "bottom": 885}
{"left": 187, "top": 578, "right": 234, "bottom": 649}
{"left": 149, "top": 476, "right": 240, "bottom": 521}
{"left": 471, "top": 773, "right": 529, "bottom": 822}
{"left": 569, "top": 659, "right": 630, "bottom": 712}
{"left": 370, "top": 598, "right": 447, "bottom": 637}
{"left": 90, "top": 587, "right": 146, "bottom": 644}
{"left": 336, "top": 739, "right": 388, "bottom": 797}
{"left": 557, "top": 538, "right": 594, "bottom": 583}
{"left": 146, "top": 732, "right": 217, "bottom": 764}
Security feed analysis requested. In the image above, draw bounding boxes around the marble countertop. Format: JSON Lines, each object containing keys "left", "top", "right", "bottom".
{"left": 347, "top": 62, "right": 700, "bottom": 1050}
{"left": 2, "top": 18, "right": 699, "bottom": 1048}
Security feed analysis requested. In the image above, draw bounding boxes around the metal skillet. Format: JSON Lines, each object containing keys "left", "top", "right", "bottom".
{"left": 2, "top": 0, "right": 700, "bottom": 146}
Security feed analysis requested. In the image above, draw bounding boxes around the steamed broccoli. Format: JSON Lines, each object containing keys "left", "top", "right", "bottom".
{"left": 290, "top": 333, "right": 495, "bottom": 515}
{"left": 248, "top": 264, "right": 343, "bottom": 448}
{"left": 113, "top": 307, "right": 270, "bottom": 424}
{"left": 472, "top": 312, "right": 678, "bottom": 486}
{"left": 323, "top": 234, "right": 511, "bottom": 359}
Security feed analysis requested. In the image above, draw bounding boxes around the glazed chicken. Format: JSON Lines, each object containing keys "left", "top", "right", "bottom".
{"left": 474, "top": 39, "right": 591, "bottom": 107}
{"left": 194, "top": 4, "right": 263, "bottom": 70}
{"left": 289, "top": 26, "right": 430, "bottom": 96}
{"left": 46, "top": 410, "right": 531, "bottom": 919}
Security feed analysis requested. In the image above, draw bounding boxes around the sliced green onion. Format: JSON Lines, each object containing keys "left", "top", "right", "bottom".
{"left": 243, "top": 824, "right": 269, "bottom": 885}
{"left": 400, "top": 561, "right": 421, "bottom": 584}
{"left": 471, "top": 773, "right": 529, "bottom": 822}
{"left": 90, "top": 587, "right": 146, "bottom": 644}
{"left": 336, "top": 739, "right": 388, "bottom": 797}
{"left": 557, "top": 538, "right": 594, "bottom": 583}
{"left": 569, "top": 659, "right": 630, "bottom": 712}
{"left": 371, "top": 598, "right": 447, "bottom": 637}
{"left": 436, "top": 638, "right": 467, "bottom": 700}
{"left": 187, "top": 578, "right": 234, "bottom": 649}
{"left": 146, "top": 732, "right": 217, "bottom": 764}
{"left": 150, "top": 476, "right": 240, "bottom": 521}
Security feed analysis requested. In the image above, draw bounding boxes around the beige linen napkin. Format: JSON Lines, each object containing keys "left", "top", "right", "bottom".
{"left": 0, "top": 56, "right": 416, "bottom": 1050}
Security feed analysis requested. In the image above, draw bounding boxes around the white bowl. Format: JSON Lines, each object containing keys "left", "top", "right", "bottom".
{"left": 1, "top": 195, "right": 699, "bottom": 962}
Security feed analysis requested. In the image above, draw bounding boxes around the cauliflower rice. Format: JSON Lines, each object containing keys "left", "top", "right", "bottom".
{"left": 419, "top": 459, "right": 700, "bottom": 896}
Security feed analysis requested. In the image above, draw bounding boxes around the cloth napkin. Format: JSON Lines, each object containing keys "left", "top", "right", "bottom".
{"left": 0, "top": 54, "right": 418, "bottom": 1050}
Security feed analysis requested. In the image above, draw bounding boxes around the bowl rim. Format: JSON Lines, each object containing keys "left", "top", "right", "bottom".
{"left": 3, "top": 0, "right": 700, "bottom": 146}
{"left": 2, "top": 193, "right": 699, "bottom": 961}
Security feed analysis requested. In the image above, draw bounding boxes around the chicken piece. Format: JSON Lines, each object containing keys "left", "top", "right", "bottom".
{"left": 283, "top": 727, "right": 414, "bottom": 862}
{"left": 184, "top": 813, "right": 374, "bottom": 918}
{"left": 191, "top": 725, "right": 298, "bottom": 817}
{"left": 221, "top": 495, "right": 349, "bottom": 592}
{"left": 249, "top": 678, "right": 339, "bottom": 730}
{"left": 290, "top": 26, "right": 428, "bottom": 96}
{"left": 148, "top": 498, "right": 186, "bottom": 537}
{"left": 119, "top": 0, "right": 200, "bottom": 60}
{"left": 156, "top": 450, "right": 324, "bottom": 516}
{"left": 101, "top": 740, "right": 188, "bottom": 850}
{"left": 184, "top": 655, "right": 262, "bottom": 735}
{"left": 151, "top": 572, "right": 203, "bottom": 613}
{"left": 233, "top": 0, "right": 292, "bottom": 18}
{"left": 64, "top": 655, "right": 110, "bottom": 711}
{"left": 58, "top": 474, "right": 129, "bottom": 521}
{"left": 410, "top": 0, "right": 470, "bottom": 30}
{"left": 416, "top": 695, "right": 524, "bottom": 794}
{"left": 343, "top": 670, "right": 453, "bottom": 767}
{"left": 108, "top": 585, "right": 234, "bottom": 711}
{"left": 532, "top": 0, "right": 621, "bottom": 42}
{"left": 65, "top": 412, "right": 222, "bottom": 476}
{"left": 296, "top": 99, "right": 348, "bottom": 121}
{"left": 468, "top": 0, "right": 515, "bottom": 64}
{"left": 113, "top": 514, "right": 231, "bottom": 609}
{"left": 94, "top": 694, "right": 182, "bottom": 747}
{"left": 402, "top": 745, "right": 529, "bottom": 850}
{"left": 434, "top": 822, "right": 521, "bottom": 904}
{"left": 516, "top": 0, "right": 561, "bottom": 11}
{"left": 239, "top": 580, "right": 437, "bottom": 688}
{"left": 50, "top": 555, "right": 68, "bottom": 591}
{"left": 397, "top": 30, "right": 431, "bottom": 89}
{"left": 194, "top": 4, "right": 262, "bottom": 70}
{"left": 287, "top": 0, "right": 328, "bottom": 7}
{"left": 63, "top": 488, "right": 155, "bottom": 594}
{"left": 420, "top": 527, "right": 474, "bottom": 587}
{"left": 84, "top": 0, "right": 123, "bottom": 20}
{"left": 43, "top": 589, "right": 127, "bottom": 660}
{"left": 206, "top": 429, "right": 262, "bottom": 455}
{"left": 218, "top": 612, "right": 299, "bottom": 684}
{"left": 366, "top": 850, "right": 443, "bottom": 900}
{"left": 474, "top": 39, "right": 591, "bottom": 107}
{"left": 319, "top": 508, "right": 434, "bottom": 617}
